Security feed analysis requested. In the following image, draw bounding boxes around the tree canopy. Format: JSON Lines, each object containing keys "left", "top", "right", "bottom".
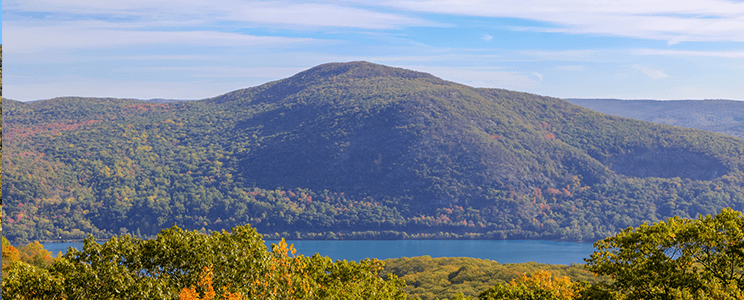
{"left": 2, "top": 224, "right": 406, "bottom": 300}
{"left": 5, "top": 208, "right": 744, "bottom": 299}
{"left": 586, "top": 207, "right": 744, "bottom": 299}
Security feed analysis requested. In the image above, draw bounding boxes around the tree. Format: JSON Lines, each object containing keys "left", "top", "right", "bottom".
{"left": 179, "top": 266, "right": 244, "bottom": 300}
{"left": 586, "top": 207, "right": 744, "bottom": 299}
{"left": 3, "top": 261, "right": 67, "bottom": 300}
{"left": 3, "top": 236, "right": 21, "bottom": 266}
{"left": 3, "top": 239, "right": 22, "bottom": 278}
{"left": 478, "top": 270, "right": 584, "bottom": 300}
{"left": 2, "top": 224, "right": 407, "bottom": 300}
{"left": 18, "top": 241, "right": 55, "bottom": 268}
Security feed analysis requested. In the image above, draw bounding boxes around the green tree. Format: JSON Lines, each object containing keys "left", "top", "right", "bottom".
{"left": 3, "top": 261, "right": 67, "bottom": 300}
{"left": 2, "top": 224, "right": 407, "bottom": 300}
{"left": 586, "top": 207, "right": 744, "bottom": 299}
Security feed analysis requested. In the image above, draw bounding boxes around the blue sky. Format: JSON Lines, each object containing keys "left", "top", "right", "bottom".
{"left": 3, "top": 0, "right": 744, "bottom": 101}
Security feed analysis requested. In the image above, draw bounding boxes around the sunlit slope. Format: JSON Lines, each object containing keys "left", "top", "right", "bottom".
{"left": 4, "top": 62, "right": 744, "bottom": 242}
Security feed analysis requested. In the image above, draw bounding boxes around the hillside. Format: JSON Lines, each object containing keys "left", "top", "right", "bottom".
{"left": 380, "top": 256, "right": 597, "bottom": 300}
{"left": 567, "top": 98, "right": 744, "bottom": 139}
{"left": 1, "top": 44, "right": 4, "bottom": 234}
{"left": 4, "top": 62, "right": 744, "bottom": 243}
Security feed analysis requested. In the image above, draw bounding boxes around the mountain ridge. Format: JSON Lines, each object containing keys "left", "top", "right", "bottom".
{"left": 4, "top": 62, "right": 744, "bottom": 243}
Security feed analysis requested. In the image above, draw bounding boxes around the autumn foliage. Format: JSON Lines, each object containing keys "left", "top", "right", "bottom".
{"left": 180, "top": 266, "right": 244, "bottom": 300}
{"left": 478, "top": 270, "right": 584, "bottom": 300}
{"left": 2, "top": 225, "right": 406, "bottom": 300}
{"left": 2, "top": 237, "right": 54, "bottom": 271}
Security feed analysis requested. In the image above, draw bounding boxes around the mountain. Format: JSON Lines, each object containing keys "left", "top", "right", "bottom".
{"left": 4, "top": 62, "right": 744, "bottom": 243}
{"left": 566, "top": 98, "right": 744, "bottom": 140}
{"left": 1, "top": 45, "right": 4, "bottom": 234}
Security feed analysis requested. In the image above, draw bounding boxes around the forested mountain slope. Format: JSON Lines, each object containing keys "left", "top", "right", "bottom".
{"left": 4, "top": 62, "right": 744, "bottom": 243}
{"left": 1, "top": 44, "right": 4, "bottom": 233}
{"left": 567, "top": 98, "right": 744, "bottom": 139}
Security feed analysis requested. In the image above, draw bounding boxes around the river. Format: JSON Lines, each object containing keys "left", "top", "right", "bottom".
{"left": 41, "top": 239, "right": 595, "bottom": 265}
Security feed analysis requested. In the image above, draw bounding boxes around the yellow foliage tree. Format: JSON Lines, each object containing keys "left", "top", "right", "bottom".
{"left": 18, "top": 241, "right": 55, "bottom": 268}
{"left": 180, "top": 266, "right": 243, "bottom": 300}
{"left": 479, "top": 270, "right": 583, "bottom": 300}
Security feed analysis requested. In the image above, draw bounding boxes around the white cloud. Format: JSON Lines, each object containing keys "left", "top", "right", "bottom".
{"left": 482, "top": 34, "right": 493, "bottom": 41}
{"left": 3, "top": 20, "right": 318, "bottom": 53}
{"left": 5, "top": 0, "right": 437, "bottom": 29}
{"left": 225, "top": 2, "right": 438, "bottom": 29}
{"left": 134, "top": 66, "right": 306, "bottom": 79}
{"left": 4, "top": 74, "right": 256, "bottom": 101}
{"left": 631, "top": 65, "right": 669, "bottom": 79}
{"left": 8, "top": 0, "right": 744, "bottom": 48}
{"left": 554, "top": 65, "right": 586, "bottom": 72}
{"left": 518, "top": 49, "right": 605, "bottom": 62}
{"left": 382, "top": 0, "right": 744, "bottom": 43}
{"left": 633, "top": 49, "right": 744, "bottom": 58}
{"left": 399, "top": 65, "right": 540, "bottom": 89}
{"left": 110, "top": 55, "right": 222, "bottom": 60}
{"left": 3, "top": 1, "right": 441, "bottom": 53}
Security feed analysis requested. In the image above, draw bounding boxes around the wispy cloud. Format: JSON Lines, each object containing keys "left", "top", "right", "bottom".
{"left": 224, "top": 2, "right": 439, "bottom": 29}
{"left": 633, "top": 49, "right": 744, "bottom": 58}
{"left": 17, "top": 0, "right": 744, "bottom": 44}
{"left": 4, "top": 0, "right": 743, "bottom": 101}
{"left": 134, "top": 66, "right": 306, "bottom": 79}
{"left": 383, "top": 0, "right": 744, "bottom": 43}
{"left": 8, "top": 0, "right": 744, "bottom": 49}
{"left": 3, "top": 0, "right": 440, "bottom": 53}
{"left": 400, "top": 65, "right": 540, "bottom": 89}
{"left": 518, "top": 49, "right": 605, "bottom": 62}
{"left": 110, "top": 55, "right": 223, "bottom": 61}
{"left": 3, "top": 20, "right": 318, "bottom": 53}
{"left": 5, "top": 0, "right": 437, "bottom": 29}
{"left": 631, "top": 65, "right": 669, "bottom": 79}
{"left": 554, "top": 65, "right": 586, "bottom": 72}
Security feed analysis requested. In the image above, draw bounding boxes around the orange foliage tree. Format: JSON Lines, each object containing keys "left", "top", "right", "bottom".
{"left": 478, "top": 270, "right": 584, "bottom": 300}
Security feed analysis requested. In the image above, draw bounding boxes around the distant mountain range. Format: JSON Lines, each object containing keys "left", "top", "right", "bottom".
{"left": 567, "top": 99, "right": 744, "bottom": 140}
{"left": 4, "top": 62, "right": 744, "bottom": 243}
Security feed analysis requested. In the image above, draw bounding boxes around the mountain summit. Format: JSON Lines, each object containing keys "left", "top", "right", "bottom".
{"left": 4, "top": 62, "right": 744, "bottom": 242}
{"left": 208, "top": 61, "right": 443, "bottom": 105}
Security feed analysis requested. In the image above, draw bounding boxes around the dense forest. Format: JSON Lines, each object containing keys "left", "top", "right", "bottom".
{"left": 5, "top": 208, "right": 744, "bottom": 299}
{"left": 1, "top": 44, "right": 4, "bottom": 233}
{"left": 4, "top": 61, "right": 744, "bottom": 243}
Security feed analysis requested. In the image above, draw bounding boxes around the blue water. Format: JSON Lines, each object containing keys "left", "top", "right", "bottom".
{"left": 42, "top": 240, "right": 595, "bottom": 265}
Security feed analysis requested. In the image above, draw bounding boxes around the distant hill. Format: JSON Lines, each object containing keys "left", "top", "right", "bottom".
{"left": 566, "top": 99, "right": 744, "bottom": 139}
{"left": 145, "top": 98, "right": 197, "bottom": 103}
{"left": 4, "top": 62, "right": 744, "bottom": 243}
